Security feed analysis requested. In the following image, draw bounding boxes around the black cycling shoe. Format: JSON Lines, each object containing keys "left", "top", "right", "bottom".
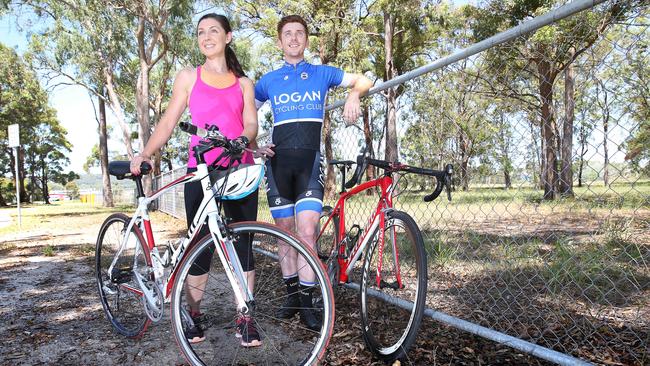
{"left": 184, "top": 311, "right": 206, "bottom": 343}
{"left": 299, "top": 307, "right": 322, "bottom": 331}
{"left": 276, "top": 295, "right": 301, "bottom": 319}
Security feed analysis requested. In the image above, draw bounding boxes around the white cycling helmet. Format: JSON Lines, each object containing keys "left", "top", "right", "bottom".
{"left": 213, "top": 164, "right": 265, "bottom": 200}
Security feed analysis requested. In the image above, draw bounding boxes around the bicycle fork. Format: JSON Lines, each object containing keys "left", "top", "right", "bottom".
{"left": 375, "top": 211, "right": 403, "bottom": 290}
{"left": 207, "top": 213, "right": 255, "bottom": 314}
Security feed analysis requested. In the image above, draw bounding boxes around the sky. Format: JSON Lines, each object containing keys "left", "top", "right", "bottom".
{"left": 1, "top": 13, "right": 99, "bottom": 174}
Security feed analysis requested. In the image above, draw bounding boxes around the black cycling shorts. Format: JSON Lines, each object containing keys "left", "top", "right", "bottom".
{"left": 265, "top": 149, "right": 324, "bottom": 219}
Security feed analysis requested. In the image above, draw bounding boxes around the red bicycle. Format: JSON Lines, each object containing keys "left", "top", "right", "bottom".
{"left": 316, "top": 149, "right": 452, "bottom": 362}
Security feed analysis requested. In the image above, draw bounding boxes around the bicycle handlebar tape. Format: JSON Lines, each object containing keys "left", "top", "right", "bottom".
{"left": 179, "top": 121, "right": 198, "bottom": 135}
{"left": 140, "top": 162, "right": 152, "bottom": 175}
{"left": 345, "top": 155, "right": 366, "bottom": 189}
{"left": 423, "top": 178, "right": 443, "bottom": 202}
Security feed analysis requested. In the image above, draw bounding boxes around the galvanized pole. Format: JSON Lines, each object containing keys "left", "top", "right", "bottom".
{"left": 14, "top": 146, "right": 21, "bottom": 229}
{"left": 8, "top": 124, "right": 21, "bottom": 229}
{"left": 327, "top": 0, "right": 608, "bottom": 110}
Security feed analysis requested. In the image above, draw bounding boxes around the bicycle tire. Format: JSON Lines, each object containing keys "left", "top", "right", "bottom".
{"left": 316, "top": 205, "right": 339, "bottom": 260}
{"left": 170, "top": 221, "right": 335, "bottom": 366}
{"left": 359, "top": 210, "right": 427, "bottom": 362}
{"left": 95, "top": 213, "right": 152, "bottom": 338}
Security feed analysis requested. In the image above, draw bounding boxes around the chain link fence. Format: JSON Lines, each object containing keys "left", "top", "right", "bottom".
{"left": 153, "top": 1, "right": 648, "bottom": 364}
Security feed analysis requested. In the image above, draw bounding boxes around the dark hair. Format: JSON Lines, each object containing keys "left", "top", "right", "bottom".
{"left": 277, "top": 15, "right": 308, "bottom": 39}
{"left": 197, "top": 13, "right": 246, "bottom": 77}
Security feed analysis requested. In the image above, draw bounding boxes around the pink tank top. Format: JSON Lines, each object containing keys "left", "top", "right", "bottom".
{"left": 187, "top": 66, "right": 254, "bottom": 168}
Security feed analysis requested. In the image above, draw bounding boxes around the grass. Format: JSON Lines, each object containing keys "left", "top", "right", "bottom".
{"left": 42, "top": 244, "right": 55, "bottom": 257}
{"left": 0, "top": 201, "right": 131, "bottom": 236}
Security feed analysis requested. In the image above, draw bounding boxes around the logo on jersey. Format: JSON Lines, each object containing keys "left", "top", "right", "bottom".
{"left": 284, "top": 75, "right": 289, "bottom": 81}
{"left": 273, "top": 91, "right": 321, "bottom": 105}
{"left": 305, "top": 190, "right": 312, "bottom": 197}
{"left": 275, "top": 198, "right": 282, "bottom": 205}
{"left": 300, "top": 72, "right": 309, "bottom": 80}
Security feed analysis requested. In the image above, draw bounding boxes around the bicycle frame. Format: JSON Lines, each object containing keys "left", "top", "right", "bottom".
{"left": 319, "top": 173, "right": 399, "bottom": 285}
{"left": 107, "top": 162, "right": 255, "bottom": 314}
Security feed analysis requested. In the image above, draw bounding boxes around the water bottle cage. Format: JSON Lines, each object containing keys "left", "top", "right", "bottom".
{"left": 345, "top": 224, "right": 362, "bottom": 254}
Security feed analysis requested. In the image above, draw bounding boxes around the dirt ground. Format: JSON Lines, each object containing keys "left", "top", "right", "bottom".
{"left": 0, "top": 207, "right": 561, "bottom": 365}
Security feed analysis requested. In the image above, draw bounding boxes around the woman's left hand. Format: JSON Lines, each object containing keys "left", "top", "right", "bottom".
{"left": 252, "top": 144, "right": 275, "bottom": 160}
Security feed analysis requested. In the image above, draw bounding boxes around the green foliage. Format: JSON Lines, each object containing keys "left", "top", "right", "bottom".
{"left": 0, "top": 43, "right": 73, "bottom": 204}
{"left": 42, "top": 244, "right": 55, "bottom": 257}
{"left": 65, "top": 181, "right": 80, "bottom": 199}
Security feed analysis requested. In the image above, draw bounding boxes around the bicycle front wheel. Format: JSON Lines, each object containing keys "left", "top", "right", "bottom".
{"left": 95, "top": 213, "right": 152, "bottom": 338}
{"left": 170, "top": 221, "right": 335, "bottom": 366}
{"left": 359, "top": 210, "right": 427, "bottom": 362}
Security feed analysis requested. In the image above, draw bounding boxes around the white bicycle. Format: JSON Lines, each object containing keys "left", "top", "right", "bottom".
{"left": 95, "top": 122, "right": 334, "bottom": 365}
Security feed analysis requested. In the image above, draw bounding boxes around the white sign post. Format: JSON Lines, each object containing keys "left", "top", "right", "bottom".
{"left": 8, "top": 124, "right": 21, "bottom": 229}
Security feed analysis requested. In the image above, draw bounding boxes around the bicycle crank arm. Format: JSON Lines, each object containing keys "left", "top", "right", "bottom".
{"left": 133, "top": 271, "right": 163, "bottom": 321}
{"left": 379, "top": 279, "right": 403, "bottom": 290}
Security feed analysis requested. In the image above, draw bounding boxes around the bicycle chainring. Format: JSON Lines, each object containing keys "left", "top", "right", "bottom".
{"left": 143, "top": 279, "right": 164, "bottom": 322}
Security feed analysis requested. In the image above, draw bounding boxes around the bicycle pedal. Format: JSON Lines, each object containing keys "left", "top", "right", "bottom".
{"left": 379, "top": 280, "right": 402, "bottom": 290}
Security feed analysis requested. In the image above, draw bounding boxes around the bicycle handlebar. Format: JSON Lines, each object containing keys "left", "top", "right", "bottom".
{"left": 343, "top": 149, "right": 454, "bottom": 202}
{"left": 179, "top": 121, "right": 228, "bottom": 144}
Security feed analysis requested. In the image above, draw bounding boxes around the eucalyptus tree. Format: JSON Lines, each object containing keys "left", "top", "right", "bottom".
{"left": 24, "top": 118, "right": 74, "bottom": 203}
{"left": 0, "top": 43, "right": 51, "bottom": 203}
{"left": 23, "top": 0, "right": 135, "bottom": 205}
{"left": 466, "top": 0, "right": 633, "bottom": 199}
{"left": 358, "top": 0, "right": 447, "bottom": 162}
{"left": 0, "top": 43, "right": 73, "bottom": 204}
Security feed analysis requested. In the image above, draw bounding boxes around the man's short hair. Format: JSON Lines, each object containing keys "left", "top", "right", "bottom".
{"left": 277, "top": 15, "right": 308, "bottom": 39}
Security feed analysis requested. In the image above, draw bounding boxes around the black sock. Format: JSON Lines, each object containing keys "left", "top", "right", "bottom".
{"left": 285, "top": 275, "right": 299, "bottom": 298}
{"left": 299, "top": 284, "right": 314, "bottom": 308}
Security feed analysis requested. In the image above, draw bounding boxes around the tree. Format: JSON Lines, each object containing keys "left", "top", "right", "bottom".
{"left": 65, "top": 181, "right": 80, "bottom": 199}
{"left": 361, "top": 0, "right": 447, "bottom": 162}
{"left": 467, "top": 0, "right": 632, "bottom": 199}
{"left": 0, "top": 43, "right": 63, "bottom": 204}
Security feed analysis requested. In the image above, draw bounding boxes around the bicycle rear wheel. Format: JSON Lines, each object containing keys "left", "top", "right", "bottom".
{"left": 170, "top": 221, "right": 335, "bottom": 366}
{"left": 95, "top": 213, "right": 152, "bottom": 338}
{"left": 359, "top": 210, "right": 427, "bottom": 362}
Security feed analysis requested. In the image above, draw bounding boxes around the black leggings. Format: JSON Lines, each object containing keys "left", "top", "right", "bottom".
{"left": 184, "top": 168, "right": 258, "bottom": 275}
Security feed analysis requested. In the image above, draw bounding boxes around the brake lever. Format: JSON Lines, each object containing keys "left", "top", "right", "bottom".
{"left": 444, "top": 164, "right": 453, "bottom": 201}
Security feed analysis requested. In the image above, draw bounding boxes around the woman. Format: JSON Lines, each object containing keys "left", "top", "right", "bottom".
{"left": 130, "top": 13, "right": 261, "bottom": 347}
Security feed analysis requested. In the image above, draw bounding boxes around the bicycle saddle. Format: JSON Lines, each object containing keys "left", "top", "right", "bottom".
{"left": 108, "top": 161, "right": 152, "bottom": 180}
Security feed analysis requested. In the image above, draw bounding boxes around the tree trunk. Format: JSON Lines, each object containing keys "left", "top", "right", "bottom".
{"left": 529, "top": 120, "right": 541, "bottom": 189}
{"left": 18, "top": 148, "right": 28, "bottom": 203}
{"left": 0, "top": 190, "right": 6, "bottom": 206}
{"left": 29, "top": 161, "right": 36, "bottom": 202}
{"left": 459, "top": 132, "right": 470, "bottom": 191}
{"left": 559, "top": 52, "right": 575, "bottom": 197}
{"left": 98, "top": 94, "right": 114, "bottom": 207}
{"left": 323, "top": 112, "right": 337, "bottom": 198}
{"left": 104, "top": 68, "right": 134, "bottom": 159}
{"left": 42, "top": 164, "right": 50, "bottom": 204}
{"left": 137, "top": 56, "right": 152, "bottom": 196}
{"left": 577, "top": 122, "right": 588, "bottom": 188}
{"left": 384, "top": 12, "right": 398, "bottom": 163}
{"left": 497, "top": 112, "right": 512, "bottom": 190}
{"left": 603, "top": 112, "right": 609, "bottom": 187}
{"left": 538, "top": 58, "right": 558, "bottom": 200}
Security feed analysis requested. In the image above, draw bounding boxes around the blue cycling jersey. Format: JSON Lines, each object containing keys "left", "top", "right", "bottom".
{"left": 255, "top": 60, "right": 345, "bottom": 151}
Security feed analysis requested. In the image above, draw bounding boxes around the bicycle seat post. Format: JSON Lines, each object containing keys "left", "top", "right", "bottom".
{"left": 339, "top": 164, "right": 348, "bottom": 194}
{"left": 134, "top": 176, "right": 146, "bottom": 198}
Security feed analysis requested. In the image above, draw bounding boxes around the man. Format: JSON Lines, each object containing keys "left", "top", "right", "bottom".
{"left": 254, "top": 14, "right": 372, "bottom": 330}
